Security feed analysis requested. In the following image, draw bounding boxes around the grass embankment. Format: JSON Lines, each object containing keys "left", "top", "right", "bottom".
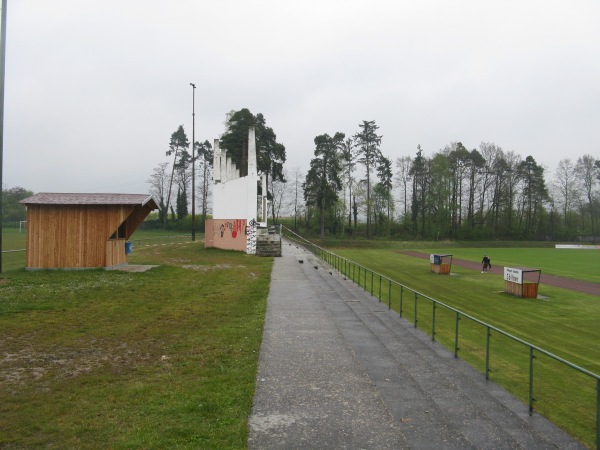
{"left": 0, "top": 239, "right": 272, "bottom": 449}
{"left": 330, "top": 244, "right": 599, "bottom": 448}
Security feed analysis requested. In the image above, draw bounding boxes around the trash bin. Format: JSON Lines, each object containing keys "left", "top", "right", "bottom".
{"left": 125, "top": 241, "right": 133, "bottom": 254}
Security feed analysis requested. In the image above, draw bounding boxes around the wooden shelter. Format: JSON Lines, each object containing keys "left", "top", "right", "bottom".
{"left": 504, "top": 267, "right": 542, "bottom": 298}
{"left": 20, "top": 193, "right": 157, "bottom": 270}
{"left": 430, "top": 253, "right": 453, "bottom": 274}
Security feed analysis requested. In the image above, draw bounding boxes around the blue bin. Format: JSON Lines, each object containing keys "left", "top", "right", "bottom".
{"left": 125, "top": 241, "right": 133, "bottom": 254}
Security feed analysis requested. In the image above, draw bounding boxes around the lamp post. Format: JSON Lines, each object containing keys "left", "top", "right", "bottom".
{"left": 0, "top": 0, "right": 8, "bottom": 273}
{"left": 190, "top": 83, "right": 196, "bottom": 241}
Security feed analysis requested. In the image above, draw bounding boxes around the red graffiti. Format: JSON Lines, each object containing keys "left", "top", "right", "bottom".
{"left": 218, "top": 219, "right": 247, "bottom": 239}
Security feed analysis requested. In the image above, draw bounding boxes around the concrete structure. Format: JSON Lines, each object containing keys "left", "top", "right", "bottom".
{"left": 20, "top": 193, "right": 157, "bottom": 270}
{"left": 205, "top": 127, "right": 278, "bottom": 255}
{"left": 249, "top": 242, "right": 585, "bottom": 449}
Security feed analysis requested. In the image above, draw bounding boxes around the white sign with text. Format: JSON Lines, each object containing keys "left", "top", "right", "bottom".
{"left": 504, "top": 267, "right": 523, "bottom": 284}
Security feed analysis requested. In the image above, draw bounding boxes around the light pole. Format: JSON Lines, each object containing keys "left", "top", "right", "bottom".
{"left": 0, "top": 0, "right": 8, "bottom": 273}
{"left": 190, "top": 82, "right": 196, "bottom": 241}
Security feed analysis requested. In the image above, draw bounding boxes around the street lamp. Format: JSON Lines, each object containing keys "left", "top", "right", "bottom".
{"left": 190, "top": 83, "right": 196, "bottom": 241}
{"left": 0, "top": 0, "right": 8, "bottom": 273}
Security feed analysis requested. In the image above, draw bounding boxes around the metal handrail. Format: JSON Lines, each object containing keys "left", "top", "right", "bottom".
{"left": 281, "top": 226, "right": 599, "bottom": 448}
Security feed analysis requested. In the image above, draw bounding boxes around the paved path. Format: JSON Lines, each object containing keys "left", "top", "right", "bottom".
{"left": 248, "top": 241, "right": 585, "bottom": 449}
{"left": 399, "top": 251, "right": 600, "bottom": 296}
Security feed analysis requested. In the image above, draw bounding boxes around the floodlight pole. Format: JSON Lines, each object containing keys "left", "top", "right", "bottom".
{"left": 0, "top": 0, "right": 8, "bottom": 274}
{"left": 190, "top": 83, "right": 196, "bottom": 242}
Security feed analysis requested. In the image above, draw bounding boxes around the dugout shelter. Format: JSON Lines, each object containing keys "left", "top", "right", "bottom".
{"left": 20, "top": 193, "right": 157, "bottom": 270}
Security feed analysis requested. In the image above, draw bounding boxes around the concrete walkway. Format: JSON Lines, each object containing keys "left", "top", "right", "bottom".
{"left": 248, "top": 241, "right": 585, "bottom": 449}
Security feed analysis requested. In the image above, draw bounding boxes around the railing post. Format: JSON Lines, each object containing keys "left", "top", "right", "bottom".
{"left": 370, "top": 271, "right": 374, "bottom": 296}
{"left": 388, "top": 280, "right": 392, "bottom": 309}
{"left": 454, "top": 312, "right": 460, "bottom": 357}
{"left": 432, "top": 301, "right": 437, "bottom": 341}
{"left": 529, "top": 346, "right": 535, "bottom": 415}
{"left": 414, "top": 292, "right": 418, "bottom": 328}
{"left": 486, "top": 326, "right": 491, "bottom": 380}
{"left": 378, "top": 275, "right": 382, "bottom": 302}
{"left": 596, "top": 379, "right": 600, "bottom": 448}
{"left": 400, "top": 286, "right": 404, "bottom": 317}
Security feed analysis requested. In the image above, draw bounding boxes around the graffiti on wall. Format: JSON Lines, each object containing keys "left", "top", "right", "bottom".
{"left": 246, "top": 218, "right": 257, "bottom": 255}
{"left": 205, "top": 218, "right": 248, "bottom": 252}
{"left": 219, "top": 219, "right": 246, "bottom": 239}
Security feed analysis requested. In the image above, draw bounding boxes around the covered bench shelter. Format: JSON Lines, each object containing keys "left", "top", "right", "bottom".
{"left": 20, "top": 193, "right": 157, "bottom": 270}
{"left": 430, "top": 253, "right": 453, "bottom": 274}
{"left": 504, "top": 267, "right": 542, "bottom": 298}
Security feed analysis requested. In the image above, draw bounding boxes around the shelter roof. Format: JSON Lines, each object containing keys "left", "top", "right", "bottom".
{"left": 20, "top": 193, "right": 157, "bottom": 208}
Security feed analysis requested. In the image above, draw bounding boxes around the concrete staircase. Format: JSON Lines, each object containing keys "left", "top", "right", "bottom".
{"left": 255, "top": 227, "right": 282, "bottom": 257}
{"left": 266, "top": 242, "right": 585, "bottom": 449}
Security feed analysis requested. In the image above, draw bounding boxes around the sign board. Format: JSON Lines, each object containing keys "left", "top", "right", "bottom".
{"left": 429, "top": 254, "right": 442, "bottom": 264}
{"left": 504, "top": 267, "right": 523, "bottom": 284}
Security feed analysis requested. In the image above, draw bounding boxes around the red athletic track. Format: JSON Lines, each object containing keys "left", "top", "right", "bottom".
{"left": 399, "top": 251, "right": 600, "bottom": 297}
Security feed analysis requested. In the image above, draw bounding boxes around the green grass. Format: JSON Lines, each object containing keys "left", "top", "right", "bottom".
{"left": 421, "top": 247, "right": 600, "bottom": 283}
{"left": 329, "top": 245, "right": 600, "bottom": 448}
{"left": 0, "top": 241, "right": 272, "bottom": 449}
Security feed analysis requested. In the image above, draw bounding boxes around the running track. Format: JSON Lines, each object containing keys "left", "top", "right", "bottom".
{"left": 399, "top": 251, "right": 600, "bottom": 297}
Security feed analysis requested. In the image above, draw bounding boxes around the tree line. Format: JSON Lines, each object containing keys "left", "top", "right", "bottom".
{"left": 6, "top": 111, "right": 597, "bottom": 244}
{"left": 298, "top": 125, "right": 600, "bottom": 241}
{"left": 147, "top": 112, "right": 599, "bottom": 241}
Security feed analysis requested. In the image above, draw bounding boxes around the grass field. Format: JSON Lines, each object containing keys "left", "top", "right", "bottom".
{"left": 328, "top": 243, "right": 599, "bottom": 448}
{"left": 2, "top": 228, "right": 598, "bottom": 447}
{"left": 0, "top": 235, "right": 271, "bottom": 449}
{"left": 427, "top": 247, "right": 600, "bottom": 283}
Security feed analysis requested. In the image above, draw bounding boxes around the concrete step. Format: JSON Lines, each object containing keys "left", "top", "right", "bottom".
{"left": 304, "top": 256, "right": 579, "bottom": 450}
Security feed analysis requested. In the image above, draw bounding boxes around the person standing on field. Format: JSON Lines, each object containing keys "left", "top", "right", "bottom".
{"left": 481, "top": 255, "right": 492, "bottom": 273}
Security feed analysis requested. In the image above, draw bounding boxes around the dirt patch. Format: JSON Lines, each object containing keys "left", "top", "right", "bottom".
{"left": 181, "top": 264, "right": 246, "bottom": 272}
{"left": 0, "top": 338, "right": 161, "bottom": 393}
{"left": 113, "top": 265, "right": 159, "bottom": 273}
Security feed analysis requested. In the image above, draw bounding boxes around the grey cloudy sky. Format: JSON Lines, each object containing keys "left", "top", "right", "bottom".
{"left": 3, "top": 0, "right": 600, "bottom": 195}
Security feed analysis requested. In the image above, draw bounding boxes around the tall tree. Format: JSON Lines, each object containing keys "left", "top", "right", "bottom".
{"left": 147, "top": 162, "right": 170, "bottom": 224}
{"left": 290, "top": 167, "right": 305, "bottom": 231}
{"left": 517, "top": 156, "right": 548, "bottom": 236}
{"left": 340, "top": 137, "right": 356, "bottom": 231}
{"left": 354, "top": 120, "right": 382, "bottom": 238}
{"left": 375, "top": 154, "right": 394, "bottom": 236}
{"left": 447, "top": 142, "right": 470, "bottom": 235}
{"left": 195, "top": 140, "right": 213, "bottom": 229}
{"left": 553, "top": 158, "right": 579, "bottom": 237}
{"left": 395, "top": 155, "right": 412, "bottom": 220}
{"left": 465, "top": 148, "right": 486, "bottom": 229}
{"left": 303, "top": 132, "right": 345, "bottom": 239}
{"left": 409, "top": 145, "right": 429, "bottom": 238}
{"left": 428, "top": 153, "right": 452, "bottom": 239}
{"left": 165, "top": 125, "right": 189, "bottom": 226}
{"left": 575, "top": 155, "right": 599, "bottom": 237}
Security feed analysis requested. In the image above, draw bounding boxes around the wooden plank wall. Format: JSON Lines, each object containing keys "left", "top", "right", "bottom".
{"left": 26, "top": 204, "right": 134, "bottom": 269}
{"left": 504, "top": 281, "right": 539, "bottom": 298}
{"left": 105, "top": 239, "right": 128, "bottom": 268}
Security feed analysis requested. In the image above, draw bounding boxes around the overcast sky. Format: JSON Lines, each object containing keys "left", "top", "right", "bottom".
{"left": 3, "top": 0, "right": 600, "bottom": 196}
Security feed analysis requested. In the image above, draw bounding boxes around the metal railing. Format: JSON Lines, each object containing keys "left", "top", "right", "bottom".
{"left": 282, "top": 226, "right": 600, "bottom": 449}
